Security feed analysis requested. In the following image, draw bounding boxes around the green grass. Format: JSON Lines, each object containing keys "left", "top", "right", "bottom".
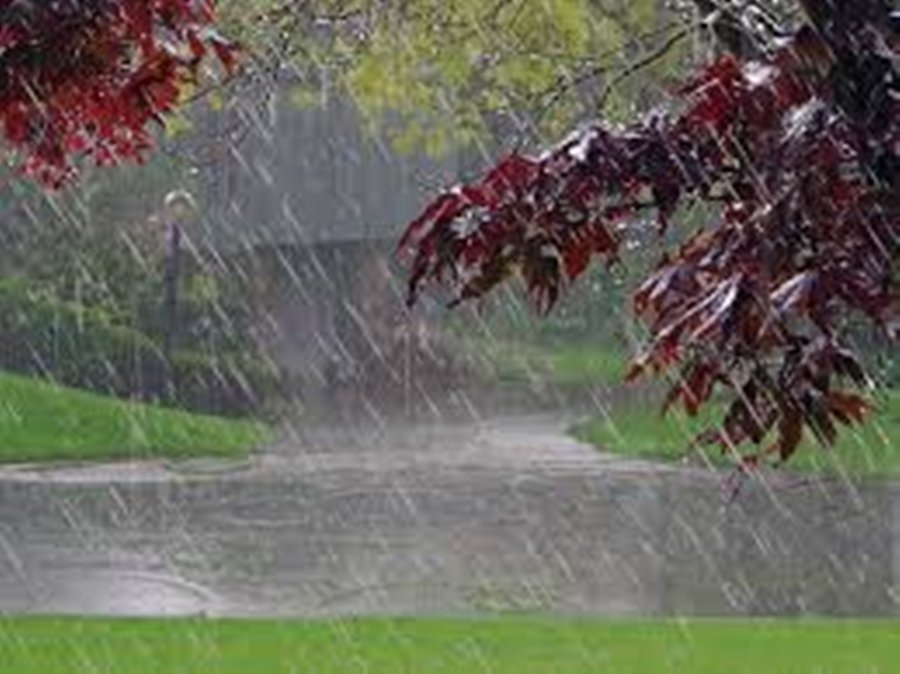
{"left": 0, "top": 371, "right": 271, "bottom": 463}
{"left": 476, "top": 340, "right": 625, "bottom": 387}
{"left": 0, "top": 617, "right": 897, "bottom": 673}
{"left": 573, "top": 390, "right": 900, "bottom": 476}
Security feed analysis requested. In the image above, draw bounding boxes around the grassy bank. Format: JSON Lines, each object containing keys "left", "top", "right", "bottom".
{"left": 0, "top": 371, "right": 270, "bottom": 463}
{"left": 573, "top": 390, "right": 900, "bottom": 476}
{"left": 0, "top": 617, "right": 897, "bottom": 673}
{"left": 476, "top": 340, "right": 625, "bottom": 387}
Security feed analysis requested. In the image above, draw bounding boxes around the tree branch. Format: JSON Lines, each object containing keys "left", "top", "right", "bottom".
{"left": 597, "top": 22, "right": 696, "bottom": 111}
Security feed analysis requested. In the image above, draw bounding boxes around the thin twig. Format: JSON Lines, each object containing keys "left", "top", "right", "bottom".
{"left": 596, "top": 22, "right": 696, "bottom": 112}
{"left": 531, "top": 19, "right": 694, "bottom": 125}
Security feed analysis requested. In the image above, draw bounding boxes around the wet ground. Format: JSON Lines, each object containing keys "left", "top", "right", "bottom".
{"left": 0, "top": 413, "right": 897, "bottom": 617}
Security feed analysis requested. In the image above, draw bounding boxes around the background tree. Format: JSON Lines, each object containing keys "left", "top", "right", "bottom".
{"left": 217, "top": 0, "right": 700, "bottom": 157}
{"left": 399, "top": 0, "right": 899, "bottom": 469}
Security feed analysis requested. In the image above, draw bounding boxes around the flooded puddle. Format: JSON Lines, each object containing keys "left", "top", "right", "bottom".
{"left": 0, "top": 418, "right": 897, "bottom": 618}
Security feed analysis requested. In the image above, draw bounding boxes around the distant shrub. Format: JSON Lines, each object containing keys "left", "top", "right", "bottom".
{"left": 0, "top": 277, "right": 163, "bottom": 391}
{"left": 0, "top": 278, "right": 280, "bottom": 416}
{"left": 170, "top": 350, "right": 282, "bottom": 417}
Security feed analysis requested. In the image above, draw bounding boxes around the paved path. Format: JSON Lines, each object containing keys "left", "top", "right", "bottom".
{"left": 0, "top": 415, "right": 895, "bottom": 617}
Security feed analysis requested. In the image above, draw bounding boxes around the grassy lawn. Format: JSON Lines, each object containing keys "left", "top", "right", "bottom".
{"left": 0, "top": 371, "right": 271, "bottom": 463}
{"left": 573, "top": 389, "right": 900, "bottom": 476}
{"left": 475, "top": 340, "right": 625, "bottom": 387}
{"left": 0, "top": 617, "right": 897, "bottom": 673}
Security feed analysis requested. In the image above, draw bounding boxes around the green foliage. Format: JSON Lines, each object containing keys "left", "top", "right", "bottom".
{"left": 220, "top": 0, "right": 695, "bottom": 154}
{"left": 0, "top": 157, "right": 190, "bottom": 337}
{"left": 0, "top": 156, "right": 191, "bottom": 292}
{"left": 136, "top": 271, "right": 256, "bottom": 356}
{"left": 0, "top": 278, "right": 164, "bottom": 393}
{"left": 170, "top": 349, "right": 282, "bottom": 416}
{"left": 0, "top": 279, "right": 278, "bottom": 416}
{"left": 0, "top": 152, "right": 270, "bottom": 414}
{"left": 0, "top": 371, "right": 269, "bottom": 463}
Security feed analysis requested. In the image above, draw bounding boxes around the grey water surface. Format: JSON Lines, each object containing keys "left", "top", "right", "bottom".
{"left": 0, "top": 414, "right": 896, "bottom": 618}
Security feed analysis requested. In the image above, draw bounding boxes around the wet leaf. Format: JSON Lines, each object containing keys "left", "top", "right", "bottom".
{"left": 400, "top": 3, "right": 898, "bottom": 467}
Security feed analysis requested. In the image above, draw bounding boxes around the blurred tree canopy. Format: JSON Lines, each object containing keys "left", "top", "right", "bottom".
{"left": 217, "top": 0, "right": 704, "bottom": 155}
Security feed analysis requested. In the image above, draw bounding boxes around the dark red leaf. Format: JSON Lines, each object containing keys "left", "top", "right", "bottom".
{"left": 826, "top": 391, "right": 870, "bottom": 426}
{"left": 401, "top": 7, "right": 896, "bottom": 469}
{"left": 0, "top": 0, "right": 234, "bottom": 184}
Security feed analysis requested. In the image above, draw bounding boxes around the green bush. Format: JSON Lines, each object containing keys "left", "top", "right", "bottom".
{"left": 0, "top": 278, "right": 165, "bottom": 392}
{"left": 134, "top": 273, "right": 253, "bottom": 356}
{"left": 0, "top": 278, "right": 280, "bottom": 416}
{"left": 170, "top": 350, "right": 282, "bottom": 417}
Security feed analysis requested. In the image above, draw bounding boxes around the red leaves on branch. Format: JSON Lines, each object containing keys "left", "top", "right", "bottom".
{"left": 400, "top": 13, "right": 899, "bottom": 468}
{"left": 0, "top": 0, "right": 236, "bottom": 185}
